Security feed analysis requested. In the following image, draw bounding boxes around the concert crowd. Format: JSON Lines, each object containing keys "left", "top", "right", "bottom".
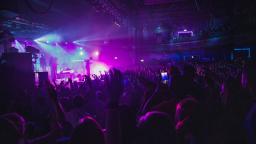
{"left": 0, "top": 61, "right": 256, "bottom": 144}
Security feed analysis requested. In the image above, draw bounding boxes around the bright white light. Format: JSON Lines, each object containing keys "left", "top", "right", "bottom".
{"left": 94, "top": 51, "right": 99, "bottom": 57}
{"left": 140, "top": 59, "right": 144, "bottom": 62}
{"left": 91, "top": 62, "right": 108, "bottom": 76}
{"left": 184, "top": 29, "right": 187, "bottom": 31}
{"left": 79, "top": 51, "right": 84, "bottom": 56}
{"left": 79, "top": 47, "right": 83, "bottom": 50}
{"left": 114, "top": 56, "right": 118, "bottom": 60}
{"left": 34, "top": 34, "right": 61, "bottom": 44}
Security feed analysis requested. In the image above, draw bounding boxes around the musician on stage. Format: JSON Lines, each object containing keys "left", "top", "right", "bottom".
{"left": 85, "top": 57, "right": 93, "bottom": 76}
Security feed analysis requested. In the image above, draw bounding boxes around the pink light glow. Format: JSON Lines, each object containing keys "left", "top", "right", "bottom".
{"left": 91, "top": 62, "right": 108, "bottom": 76}
{"left": 94, "top": 51, "right": 100, "bottom": 56}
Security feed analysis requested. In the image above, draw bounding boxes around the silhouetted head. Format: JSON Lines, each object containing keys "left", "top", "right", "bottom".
{"left": 241, "top": 63, "right": 256, "bottom": 97}
{"left": 183, "top": 64, "right": 196, "bottom": 79}
{"left": 169, "top": 65, "right": 180, "bottom": 77}
{"left": 137, "top": 111, "right": 175, "bottom": 144}
{"left": 1, "top": 113, "right": 26, "bottom": 135}
{"left": 221, "top": 78, "right": 241, "bottom": 106}
{"left": 175, "top": 97, "right": 199, "bottom": 134}
{"left": 70, "top": 116, "right": 105, "bottom": 144}
{"left": 0, "top": 116, "right": 22, "bottom": 144}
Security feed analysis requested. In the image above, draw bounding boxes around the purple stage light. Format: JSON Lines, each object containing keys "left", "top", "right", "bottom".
{"left": 184, "top": 29, "right": 187, "bottom": 31}
{"left": 114, "top": 56, "right": 118, "bottom": 60}
{"left": 140, "top": 59, "right": 144, "bottom": 62}
{"left": 104, "top": 40, "right": 108, "bottom": 44}
{"left": 65, "top": 42, "right": 68, "bottom": 44}
{"left": 94, "top": 51, "right": 100, "bottom": 57}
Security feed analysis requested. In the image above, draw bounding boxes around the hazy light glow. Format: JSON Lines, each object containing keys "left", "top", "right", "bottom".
{"left": 140, "top": 59, "right": 144, "bottom": 62}
{"left": 14, "top": 40, "right": 25, "bottom": 52}
{"left": 73, "top": 40, "right": 86, "bottom": 46}
{"left": 35, "top": 41, "right": 70, "bottom": 66}
{"left": 94, "top": 51, "right": 100, "bottom": 57}
{"left": 91, "top": 62, "right": 108, "bottom": 76}
{"left": 34, "top": 34, "right": 61, "bottom": 43}
{"left": 71, "top": 48, "right": 88, "bottom": 61}
{"left": 79, "top": 51, "right": 84, "bottom": 56}
{"left": 114, "top": 56, "right": 118, "bottom": 60}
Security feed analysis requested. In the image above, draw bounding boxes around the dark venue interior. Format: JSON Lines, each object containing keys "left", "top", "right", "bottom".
{"left": 0, "top": 0, "right": 256, "bottom": 144}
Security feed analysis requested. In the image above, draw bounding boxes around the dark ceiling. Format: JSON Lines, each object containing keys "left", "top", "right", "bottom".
{"left": 0, "top": 0, "right": 255, "bottom": 41}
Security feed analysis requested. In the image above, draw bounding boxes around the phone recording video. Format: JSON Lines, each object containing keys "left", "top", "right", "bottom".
{"left": 161, "top": 71, "right": 168, "bottom": 84}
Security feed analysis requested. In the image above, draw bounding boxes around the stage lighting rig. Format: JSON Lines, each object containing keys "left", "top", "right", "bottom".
{"left": 88, "top": 0, "right": 126, "bottom": 26}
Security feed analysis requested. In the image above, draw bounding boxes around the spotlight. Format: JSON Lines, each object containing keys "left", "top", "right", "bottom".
{"left": 34, "top": 34, "right": 61, "bottom": 44}
{"left": 114, "top": 56, "right": 118, "bottom": 60}
{"left": 184, "top": 29, "right": 187, "bottom": 32}
{"left": 79, "top": 47, "right": 83, "bottom": 50}
{"left": 79, "top": 51, "right": 84, "bottom": 56}
{"left": 94, "top": 51, "right": 99, "bottom": 57}
{"left": 140, "top": 59, "right": 144, "bottom": 62}
{"left": 91, "top": 62, "right": 108, "bottom": 76}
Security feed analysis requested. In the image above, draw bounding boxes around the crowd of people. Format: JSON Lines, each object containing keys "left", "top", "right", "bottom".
{"left": 0, "top": 60, "right": 256, "bottom": 144}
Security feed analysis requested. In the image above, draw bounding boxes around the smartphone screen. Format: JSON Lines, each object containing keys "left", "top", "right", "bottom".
{"left": 161, "top": 72, "right": 168, "bottom": 84}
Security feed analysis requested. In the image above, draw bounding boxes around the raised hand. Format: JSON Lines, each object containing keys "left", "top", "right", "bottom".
{"left": 84, "top": 75, "right": 92, "bottom": 86}
{"left": 105, "top": 68, "right": 124, "bottom": 108}
{"left": 46, "top": 80, "right": 58, "bottom": 103}
{"left": 46, "top": 80, "right": 66, "bottom": 123}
